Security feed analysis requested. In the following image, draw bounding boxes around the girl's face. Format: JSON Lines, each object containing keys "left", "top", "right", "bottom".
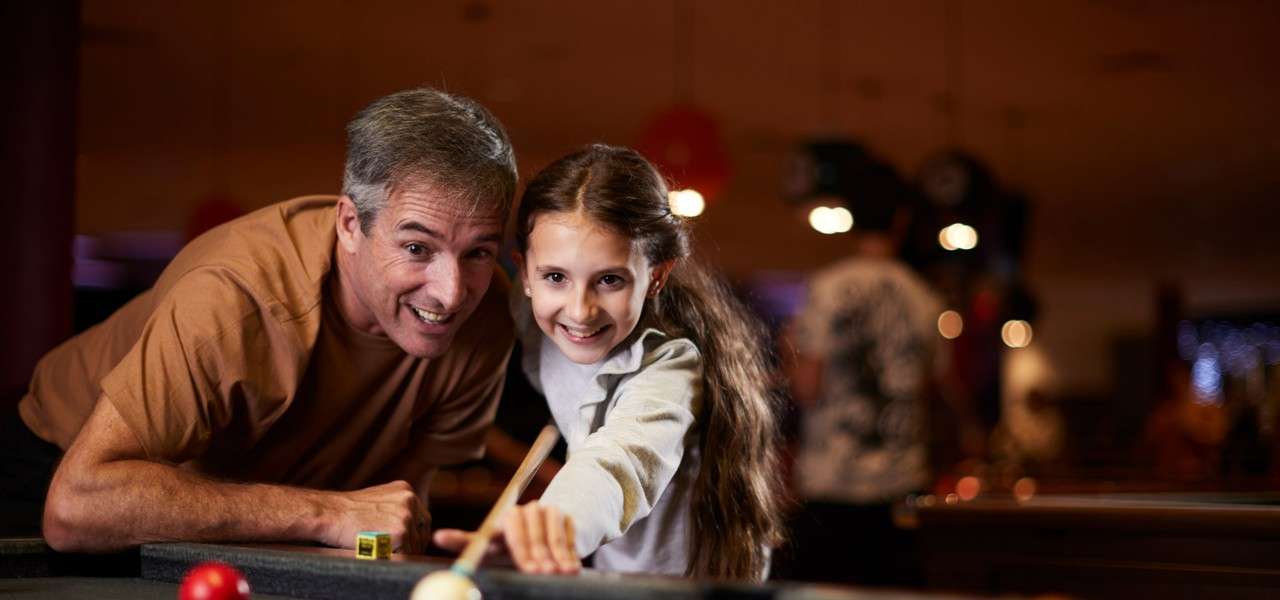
{"left": 520, "top": 210, "right": 667, "bottom": 365}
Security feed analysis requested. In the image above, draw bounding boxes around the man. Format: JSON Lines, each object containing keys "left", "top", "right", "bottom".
{"left": 7, "top": 87, "right": 517, "bottom": 554}
{"left": 783, "top": 160, "right": 940, "bottom": 586}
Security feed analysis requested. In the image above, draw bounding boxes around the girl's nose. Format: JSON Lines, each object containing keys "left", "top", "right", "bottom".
{"left": 568, "top": 288, "right": 597, "bottom": 323}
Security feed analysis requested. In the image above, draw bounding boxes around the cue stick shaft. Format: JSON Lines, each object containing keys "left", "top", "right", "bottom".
{"left": 454, "top": 422, "right": 560, "bottom": 574}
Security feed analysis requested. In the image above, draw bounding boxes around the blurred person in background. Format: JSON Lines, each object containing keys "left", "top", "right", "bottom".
{"left": 782, "top": 163, "right": 941, "bottom": 587}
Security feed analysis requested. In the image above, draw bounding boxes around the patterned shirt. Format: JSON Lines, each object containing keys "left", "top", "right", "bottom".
{"left": 793, "top": 256, "right": 940, "bottom": 503}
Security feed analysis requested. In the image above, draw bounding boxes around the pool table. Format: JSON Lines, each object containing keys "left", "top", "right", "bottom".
{"left": 909, "top": 491, "right": 1280, "bottom": 598}
{"left": 0, "top": 537, "right": 957, "bottom": 600}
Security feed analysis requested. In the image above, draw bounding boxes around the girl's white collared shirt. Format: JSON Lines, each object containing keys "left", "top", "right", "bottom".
{"left": 513, "top": 291, "right": 702, "bottom": 576}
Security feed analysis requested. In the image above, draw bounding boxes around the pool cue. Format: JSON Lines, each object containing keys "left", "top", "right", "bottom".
{"left": 454, "top": 422, "right": 560, "bottom": 576}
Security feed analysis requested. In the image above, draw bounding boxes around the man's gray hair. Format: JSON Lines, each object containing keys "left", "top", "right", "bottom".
{"left": 343, "top": 87, "right": 517, "bottom": 232}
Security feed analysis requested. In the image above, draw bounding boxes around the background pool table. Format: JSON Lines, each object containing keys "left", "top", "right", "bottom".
{"left": 909, "top": 491, "right": 1280, "bottom": 598}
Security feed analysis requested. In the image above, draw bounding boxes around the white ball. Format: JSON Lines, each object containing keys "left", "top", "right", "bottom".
{"left": 410, "top": 570, "right": 481, "bottom": 600}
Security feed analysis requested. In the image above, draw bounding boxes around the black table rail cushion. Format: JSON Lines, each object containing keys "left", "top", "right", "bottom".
{"left": 2, "top": 538, "right": 965, "bottom": 600}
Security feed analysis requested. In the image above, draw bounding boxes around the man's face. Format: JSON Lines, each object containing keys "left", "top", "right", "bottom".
{"left": 335, "top": 182, "right": 504, "bottom": 358}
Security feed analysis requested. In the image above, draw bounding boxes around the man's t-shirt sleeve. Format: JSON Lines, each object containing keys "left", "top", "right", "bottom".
{"left": 98, "top": 269, "right": 278, "bottom": 463}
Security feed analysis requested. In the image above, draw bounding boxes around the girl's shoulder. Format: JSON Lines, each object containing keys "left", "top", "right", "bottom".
{"left": 600, "top": 328, "right": 702, "bottom": 383}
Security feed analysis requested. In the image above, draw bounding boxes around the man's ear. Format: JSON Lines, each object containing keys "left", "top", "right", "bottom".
{"left": 335, "top": 195, "right": 363, "bottom": 253}
{"left": 512, "top": 250, "right": 531, "bottom": 296}
{"left": 648, "top": 259, "right": 676, "bottom": 297}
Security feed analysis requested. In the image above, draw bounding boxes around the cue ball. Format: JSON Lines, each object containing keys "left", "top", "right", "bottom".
{"left": 410, "top": 570, "right": 480, "bottom": 600}
{"left": 178, "top": 561, "right": 251, "bottom": 600}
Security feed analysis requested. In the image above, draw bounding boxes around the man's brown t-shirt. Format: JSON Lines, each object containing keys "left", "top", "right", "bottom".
{"left": 18, "top": 196, "right": 513, "bottom": 490}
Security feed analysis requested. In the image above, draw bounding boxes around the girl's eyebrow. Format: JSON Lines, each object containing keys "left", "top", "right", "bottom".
{"left": 534, "top": 264, "right": 633, "bottom": 276}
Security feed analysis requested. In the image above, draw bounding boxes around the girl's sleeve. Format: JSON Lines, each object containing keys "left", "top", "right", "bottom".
{"left": 538, "top": 339, "right": 701, "bottom": 558}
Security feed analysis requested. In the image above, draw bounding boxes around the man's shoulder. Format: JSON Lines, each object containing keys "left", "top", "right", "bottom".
{"left": 153, "top": 196, "right": 338, "bottom": 323}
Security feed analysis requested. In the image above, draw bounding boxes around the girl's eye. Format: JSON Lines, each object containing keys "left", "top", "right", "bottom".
{"left": 599, "top": 274, "right": 624, "bottom": 287}
{"left": 544, "top": 272, "right": 566, "bottom": 284}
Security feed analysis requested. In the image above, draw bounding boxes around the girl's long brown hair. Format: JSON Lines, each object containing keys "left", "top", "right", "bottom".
{"left": 516, "top": 144, "right": 785, "bottom": 580}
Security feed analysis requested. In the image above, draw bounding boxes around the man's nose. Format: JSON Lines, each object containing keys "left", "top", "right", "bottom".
{"left": 425, "top": 257, "right": 465, "bottom": 311}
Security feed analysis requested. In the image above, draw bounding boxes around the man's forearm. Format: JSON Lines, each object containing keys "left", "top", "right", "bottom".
{"left": 44, "top": 397, "right": 429, "bottom": 554}
{"left": 44, "top": 456, "right": 331, "bottom": 552}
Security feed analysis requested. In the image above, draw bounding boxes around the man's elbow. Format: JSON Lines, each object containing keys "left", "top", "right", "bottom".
{"left": 41, "top": 468, "right": 104, "bottom": 552}
{"left": 42, "top": 478, "right": 81, "bottom": 551}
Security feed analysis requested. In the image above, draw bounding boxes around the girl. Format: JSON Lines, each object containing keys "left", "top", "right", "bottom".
{"left": 438, "top": 144, "right": 784, "bottom": 580}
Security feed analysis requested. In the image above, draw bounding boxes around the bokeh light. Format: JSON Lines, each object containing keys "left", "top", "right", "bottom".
{"left": 938, "top": 223, "right": 978, "bottom": 250}
{"left": 956, "top": 475, "right": 982, "bottom": 501}
{"left": 808, "top": 206, "right": 854, "bottom": 234}
{"left": 668, "top": 189, "right": 705, "bottom": 217}
{"left": 1002, "top": 320, "right": 1034, "bottom": 348}
{"left": 938, "top": 310, "right": 964, "bottom": 339}
{"left": 1013, "top": 477, "right": 1038, "bottom": 503}
{"left": 937, "top": 228, "right": 956, "bottom": 250}
{"left": 1192, "top": 343, "right": 1224, "bottom": 406}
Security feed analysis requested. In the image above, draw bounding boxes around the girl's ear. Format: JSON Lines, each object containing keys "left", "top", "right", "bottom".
{"left": 512, "top": 250, "right": 532, "bottom": 297}
{"left": 648, "top": 260, "right": 677, "bottom": 298}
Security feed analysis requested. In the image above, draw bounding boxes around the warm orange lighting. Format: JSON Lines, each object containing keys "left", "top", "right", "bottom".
{"left": 938, "top": 310, "right": 964, "bottom": 339}
{"left": 1002, "top": 320, "right": 1034, "bottom": 348}
{"left": 944, "top": 493, "right": 960, "bottom": 505}
{"left": 1013, "top": 477, "right": 1038, "bottom": 503}
{"left": 955, "top": 476, "right": 981, "bottom": 501}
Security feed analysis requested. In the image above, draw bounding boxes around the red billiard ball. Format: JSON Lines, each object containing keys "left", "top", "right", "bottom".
{"left": 178, "top": 561, "right": 251, "bottom": 600}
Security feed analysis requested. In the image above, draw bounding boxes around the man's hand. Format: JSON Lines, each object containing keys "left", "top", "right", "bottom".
{"left": 433, "top": 502, "right": 579, "bottom": 575}
{"left": 321, "top": 481, "right": 430, "bottom": 554}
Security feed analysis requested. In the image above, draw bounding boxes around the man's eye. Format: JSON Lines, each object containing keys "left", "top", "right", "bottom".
{"left": 543, "top": 272, "right": 566, "bottom": 284}
{"left": 405, "top": 243, "right": 426, "bottom": 256}
{"left": 468, "top": 248, "right": 495, "bottom": 261}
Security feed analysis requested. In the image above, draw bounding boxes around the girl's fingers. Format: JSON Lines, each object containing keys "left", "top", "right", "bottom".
{"left": 431, "top": 528, "right": 472, "bottom": 553}
{"left": 486, "top": 530, "right": 509, "bottom": 558}
{"left": 542, "top": 506, "right": 579, "bottom": 574}
{"left": 565, "top": 516, "right": 579, "bottom": 566}
{"left": 504, "top": 509, "right": 532, "bottom": 571}
{"left": 502, "top": 503, "right": 580, "bottom": 575}
{"left": 522, "top": 503, "right": 551, "bottom": 572}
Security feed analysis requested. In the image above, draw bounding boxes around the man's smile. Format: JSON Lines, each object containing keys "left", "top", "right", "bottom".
{"left": 410, "top": 305, "right": 455, "bottom": 325}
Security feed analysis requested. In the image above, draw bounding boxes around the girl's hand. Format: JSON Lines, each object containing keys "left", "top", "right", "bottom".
{"left": 431, "top": 502, "right": 581, "bottom": 575}
{"left": 503, "top": 502, "right": 581, "bottom": 575}
{"left": 431, "top": 528, "right": 509, "bottom": 560}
